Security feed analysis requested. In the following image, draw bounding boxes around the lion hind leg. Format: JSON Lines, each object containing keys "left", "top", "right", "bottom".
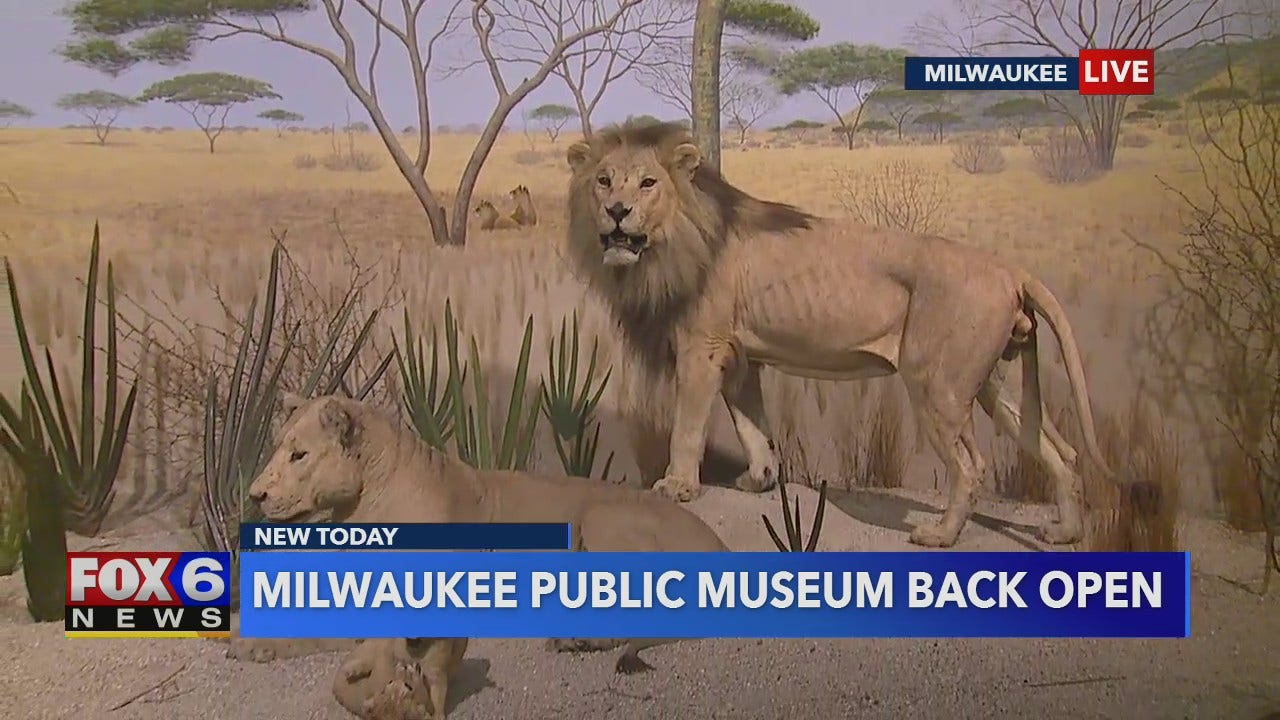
{"left": 978, "top": 376, "right": 1084, "bottom": 545}
{"left": 909, "top": 396, "right": 985, "bottom": 548}
{"left": 722, "top": 361, "right": 779, "bottom": 494}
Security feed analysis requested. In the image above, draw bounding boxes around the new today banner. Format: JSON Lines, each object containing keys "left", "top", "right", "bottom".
{"left": 237, "top": 551, "right": 1191, "bottom": 640}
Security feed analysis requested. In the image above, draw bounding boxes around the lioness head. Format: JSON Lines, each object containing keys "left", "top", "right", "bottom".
{"left": 248, "top": 395, "right": 364, "bottom": 523}
{"left": 566, "top": 125, "right": 703, "bottom": 268}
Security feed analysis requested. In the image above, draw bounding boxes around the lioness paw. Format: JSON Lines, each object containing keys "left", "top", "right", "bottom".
{"left": 734, "top": 466, "right": 778, "bottom": 494}
{"left": 908, "top": 521, "right": 961, "bottom": 548}
{"left": 1036, "top": 519, "right": 1083, "bottom": 545}
{"left": 652, "top": 475, "right": 700, "bottom": 502}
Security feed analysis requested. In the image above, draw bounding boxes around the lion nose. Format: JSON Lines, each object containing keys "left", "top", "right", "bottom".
{"left": 249, "top": 486, "right": 267, "bottom": 503}
{"left": 606, "top": 203, "right": 631, "bottom": 222}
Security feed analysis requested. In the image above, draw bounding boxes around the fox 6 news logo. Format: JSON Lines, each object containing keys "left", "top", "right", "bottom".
{"left": 67, "top": 552, "right": 229, "bottom": 606}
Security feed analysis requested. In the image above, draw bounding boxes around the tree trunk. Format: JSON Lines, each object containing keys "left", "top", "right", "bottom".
{"left": 208, "top": 134, "right": 216, "bottom": 153}
{"left": 691, "top": 0, "right": 727, "bottom": 172}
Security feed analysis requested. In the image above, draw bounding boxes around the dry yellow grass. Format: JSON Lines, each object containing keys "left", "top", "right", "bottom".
{"left": 0, "top": 124, "right": 1221, "bottom": 533}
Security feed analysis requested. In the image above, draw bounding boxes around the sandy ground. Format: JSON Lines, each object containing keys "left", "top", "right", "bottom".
{"left": 1, "top": 485, "right": 1277, "bottom": 720}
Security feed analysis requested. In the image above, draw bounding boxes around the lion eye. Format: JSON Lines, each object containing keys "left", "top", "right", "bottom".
{"left": 640, "top": 177, "right": 657, "bottom": 188}
{"left": 597, "top": 175, "right": 611, "bottom": 188}
{"left": 290, "top": 450, "right": 308, "bottom": 462}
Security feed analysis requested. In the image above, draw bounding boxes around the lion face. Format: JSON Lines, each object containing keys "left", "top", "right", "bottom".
{"left": 567, "top": 140, "right": 702, "bottom": 267}
{"left": 248, "top": 396, "right": 364, "bottom": 523}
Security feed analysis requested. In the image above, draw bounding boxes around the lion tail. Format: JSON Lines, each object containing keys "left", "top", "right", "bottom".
{"left": 1020, "top": 275, "right": 1113, "bottom": 479}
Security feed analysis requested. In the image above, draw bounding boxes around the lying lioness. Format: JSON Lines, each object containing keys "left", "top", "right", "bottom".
{"left": 247, "top": 394, "right": 728, "bottom": 673}
{"left": 333, "top": 638, "right": 468, "bottom": 720}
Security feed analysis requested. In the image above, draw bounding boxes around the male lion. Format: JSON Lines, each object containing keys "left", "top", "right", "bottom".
{"left": 563, "top": 119, "right": 1117, "bottom": 548}
{"left": 247, "top": 394, "right": 727, "bottom": 672}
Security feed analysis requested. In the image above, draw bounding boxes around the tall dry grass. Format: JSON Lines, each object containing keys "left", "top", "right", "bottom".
{"left": 0, "top": 125, "right": 1217, "bottom": 534}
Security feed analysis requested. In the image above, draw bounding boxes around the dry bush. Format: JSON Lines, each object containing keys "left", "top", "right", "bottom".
{"left": 514, "top": 149, "right": 544, "bottom": 166}
{"left": 1083, "top": 398, "right": 1182, "bottom": 552}
{"left": 1119, "top": 131, "right": 1152, "bottom": 148}
{"left": 321, "top": 124, "right": 381, "bottom": 172}
{"left": 835, "top": 159, "right": 951, "bottom": 235}
{"left": 951, "top": 136, "right": 1008, "bottom": 175}
{"left": 1164, "top": 120, "right": 1188, "bottom": 137}
{"left": 1136, "top": 93, "right": 1278, "bottom": 533}
{"left": 0, "top": 452, "right": 22, "bottom": 576}
{"left": 858, "top": 385, "right": 908, "bottom": 488}
{"left": 1031, "top": 128, "right": 1099, "bottom": 184}
{"left": 293, "top": 153, "right": 317, "bottom": 169}
{"left": 111, "top": 222, "right": 404, "bottom": 519}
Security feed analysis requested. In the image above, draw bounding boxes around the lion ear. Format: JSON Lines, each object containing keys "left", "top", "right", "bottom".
{"left": 567, "top": 142, "right": 592, "bottom": 171}
{"left": 671, "top": 142, "right": 701, "bottom": 175}
{"left": 319, "top": 398, "right": 359, "bottom": 450}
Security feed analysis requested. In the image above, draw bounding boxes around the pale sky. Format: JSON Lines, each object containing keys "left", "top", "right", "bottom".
{"left": 0, "top": 0, "right": 948, "bottom": 130}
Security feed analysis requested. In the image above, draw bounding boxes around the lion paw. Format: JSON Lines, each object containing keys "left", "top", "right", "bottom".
{"left": 908, "top": 521, "right": 960, "bottom": 548}
{"left": 652, "top": 475, "right": 701, "bottom": 502}
{"left": 1036, "top": 519, "right": 1083, "bottom": 545}
{"left": 734, "top": 465, "right": 778, "bottom": 494}
{"left": 361, "top": 664, "right": 429, "bottom": 719}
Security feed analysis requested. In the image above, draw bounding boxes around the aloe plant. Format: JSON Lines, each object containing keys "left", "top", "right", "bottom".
{"left": 541, "top": 313, "right": 615, "bottom": 481}
{"left": 762, "top": 475, "right": 829, "bottom": 552}
{"left": 0, "top": 223, "right": 138, "bottom": 541}
{"left": 395, "top": 300, "right": 542, "bottom": 472}
{"left": 201, "top": 242, "right": 392, "bottom": 558}
{"left": 448, "top": 306, "right": 542, "bottom": 471}
{"left": 394, "top": 306, "right": 463, "bottom": 452}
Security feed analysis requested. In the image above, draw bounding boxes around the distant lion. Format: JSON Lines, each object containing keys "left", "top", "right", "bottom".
{"left": 473, "top": 199, "right": 520, "bottom": 231}
{"left": 509, "top": 184, "right": 538, "bottom": 226}
{"left": 247, "top": 394, "right": 727, "bottom": 672}
{"left": 563, "top": 119, "right": 1119, "bottom": 548}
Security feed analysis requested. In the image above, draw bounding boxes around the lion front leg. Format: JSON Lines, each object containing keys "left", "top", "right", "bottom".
{"left": 722, "top": 361, "right": 779, "bottom": 494}
{"left": 653, "top": 343, "right": 728, "bottom": 503}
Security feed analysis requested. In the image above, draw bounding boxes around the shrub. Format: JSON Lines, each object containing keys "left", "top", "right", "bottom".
{"left": 1031, "top": 129, "right": 1099, "bottom": 184}
{"left": 1119, "top": 132, "right": 1152, "bottom": 148}
{"left": 951, "top": 136, "right": 1007, "bottom": 174}
{"left": 514, "top": 149, "right": 543, "bottom": 166}
{"left": 292, "top": 153, "right": 317, "bottom": 169}
{"left": 1084, "top": 399, "right": 1182, "bottom": 552}
{"left": 0, "top": 453, "right": 22, "bottom": 576}
{"left": 835, "top": 159, "right": 951, "bottom": 235}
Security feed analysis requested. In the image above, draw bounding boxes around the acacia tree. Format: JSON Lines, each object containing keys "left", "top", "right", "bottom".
{"left": 911, "top": 0, "right": 1238, "bottom": 170}
{"left": 914, "top": 110, "right": 963, "bottom": 142}
{"left": 772, "top": 43, "right": 906, "bottom": 150}
{"left": 59, "top": 0, "right": 642, "bottom": 247}
{"left": 527, "top": 103, "right": 576, "bottom": 142}
{"left": 690, "top": 0, "right": 819, "bottom": 171}
{"left": 139, "top": 73, "right": 280, "bottom": 153}
{"left": 258, "top": 108, "right": 305, "bottom": 136}
{"left": 982, "top": 96, "right": 1048, "bottom": 140}
{"left": 0, "top": 100, "right": 34, "bottom": 128}
{"left": 55, "top": 91, "right": 140, "bottom": 145}
{"left": 866, "top": 86, "right": 946, "bottom": 139}
{"left": 723, "top": 75, "right": 779, "bottom": 145}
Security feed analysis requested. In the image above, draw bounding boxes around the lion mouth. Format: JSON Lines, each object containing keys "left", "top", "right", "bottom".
{"left": 600, "top": 228, "right": 648, "bottom": 267}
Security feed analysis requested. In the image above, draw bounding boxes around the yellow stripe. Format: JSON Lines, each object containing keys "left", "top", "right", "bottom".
{"left": 65, "top": 631, "right": 232, "bottom": 639}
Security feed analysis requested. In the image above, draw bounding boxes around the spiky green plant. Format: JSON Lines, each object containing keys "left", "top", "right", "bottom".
{"left": 541, "top": 312, "right": 615, "bottom": 481}
{"left": 201, "top": 242, "right": 392, "bottom": 560}
{"left": 5, "top": 385, "right": 67, "bottom": 620}
{"left": 762, "top": 475, "right": 828, "bottom": 552}
{"left": 394, "top": 305, "right": 463, "bottom": 452}
{"left": 0, "top": 223, "right": 138, "bottom": 541}
{"left": 448, "top": 306, "right": 542, "bottom": 471}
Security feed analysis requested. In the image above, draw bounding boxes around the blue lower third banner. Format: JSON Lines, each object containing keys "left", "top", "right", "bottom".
{"left": 904, "top": 56, "right": 1078, "bottom": 91}
{"left": 238, "top": 551, "right": 1190, "bottom": 639}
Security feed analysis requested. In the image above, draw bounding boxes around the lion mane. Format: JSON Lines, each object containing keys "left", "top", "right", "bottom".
{"left": 565, "top": 120, "right": 817, "bottom": 376}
